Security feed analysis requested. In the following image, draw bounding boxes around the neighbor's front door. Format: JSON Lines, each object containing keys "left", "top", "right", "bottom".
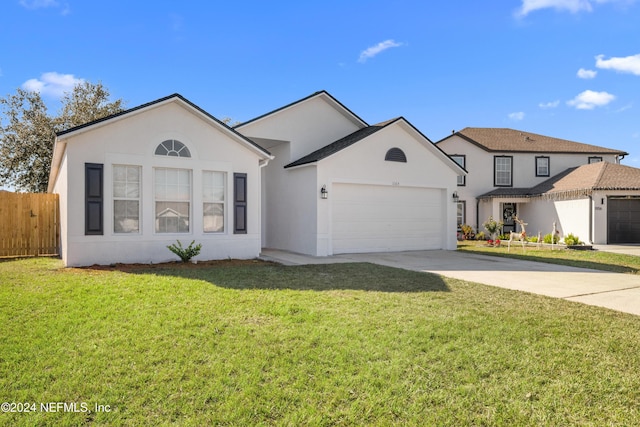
{"left": 502, "top": 203, "right": 516, "bottom": 234}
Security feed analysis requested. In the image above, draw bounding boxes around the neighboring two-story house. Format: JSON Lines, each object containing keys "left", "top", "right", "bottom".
{"left": 436, "top": 128, "right": 640, "bottom": 244}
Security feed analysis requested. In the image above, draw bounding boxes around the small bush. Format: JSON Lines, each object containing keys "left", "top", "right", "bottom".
{"left": 543, "top": 233, "right": 560, "bottom": 244}
{"left": 167, "top": 240, "right": 202, "bottom": 263}
{"left": 475, "top": 231, "right": 486, "bottom": 240}
{"left": 528, "top": 236, "right": 539, "bottom": 243}
{"left": 564, "top": 233, "right": 583, "bottom": 246}
{"left": 460, "top": 224, "right": 474, "bottom": 239}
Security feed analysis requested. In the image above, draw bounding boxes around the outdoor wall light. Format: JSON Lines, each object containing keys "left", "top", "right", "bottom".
{"left": 452, "top": 191, "right": 459, "bottom": 203}
{"left": 321, "top": 185, "right": 328, "bottom": 199}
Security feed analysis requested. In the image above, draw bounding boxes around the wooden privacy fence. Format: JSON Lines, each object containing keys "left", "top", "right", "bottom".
{"left": 0, "top": 192, "right": 59, "bottom": 257}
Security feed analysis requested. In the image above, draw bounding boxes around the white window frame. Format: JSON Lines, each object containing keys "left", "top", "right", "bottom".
{"left": 113, "top": 164, "right": 141, "bottom": 234}
{"left": 451, "top": 155, "right": 466, "bottom": 186}
{"left": 154, "top": 167, "right": 192, "bottom": 234}
{"left": 203, "top": 171, "right": 226, "bottom": 233}
{"left": 456, "top": 201, "right": 466, "bottom": 230}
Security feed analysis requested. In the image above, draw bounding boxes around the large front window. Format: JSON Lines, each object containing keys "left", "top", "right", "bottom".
{"left": 113, "top": 165, "right": 141, "bottom": 233}
{"left": 203, "top": 171, "right": 225, "bottom": 233}
{"left": 494, "top": 156, "right": 513, "bottom": 187}
{"left": 154, "top": 168, "right": 191, "bottom": 233}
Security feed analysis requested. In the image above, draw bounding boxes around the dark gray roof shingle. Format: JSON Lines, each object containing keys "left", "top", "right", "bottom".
{"left": 284, "top": 120, "right": 398, "bottom": 168}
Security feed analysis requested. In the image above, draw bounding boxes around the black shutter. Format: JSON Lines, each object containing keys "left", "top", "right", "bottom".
{"left": 85, "top": 163, "right": 104, "bottom": 235}
{"left": 234, "top": 173, "right": 247, "bottom": 234}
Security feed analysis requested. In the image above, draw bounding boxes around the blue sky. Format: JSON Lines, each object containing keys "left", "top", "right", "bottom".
{"left": 2, "top": 0, "right": 640, "bottom": 165}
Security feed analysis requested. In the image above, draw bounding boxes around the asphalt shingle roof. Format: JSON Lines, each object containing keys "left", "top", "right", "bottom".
{"left": 479, "top": 162, "right": 640, "bottom": 200}
{"left": 284, "top": 120, "right": 398, "bottom": 168}
{"left": 452, "top": 127, "right": 628, "bottom": 155}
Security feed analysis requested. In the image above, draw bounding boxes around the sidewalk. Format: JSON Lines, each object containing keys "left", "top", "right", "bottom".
{"left": 260, "top": 249, "right": 640, "bottom": 316}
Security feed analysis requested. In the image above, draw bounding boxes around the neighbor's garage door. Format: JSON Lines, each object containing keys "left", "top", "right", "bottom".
{"left": 608, "top": 198, "right": 640, "bottom": 243}
{"left": 331, "top": 184, "right": 444, "bottom": 254}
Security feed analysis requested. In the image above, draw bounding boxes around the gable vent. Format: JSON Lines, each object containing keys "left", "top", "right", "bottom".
{"left": 385, "top": 147, "right": 407, "bottom": 163}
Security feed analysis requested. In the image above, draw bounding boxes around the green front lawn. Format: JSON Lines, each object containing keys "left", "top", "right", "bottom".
{"left": 457, "top": 240, "right": 640, "bottom": 274}
{"left": 1, "top": 258, "right": 640, "bottom": 426}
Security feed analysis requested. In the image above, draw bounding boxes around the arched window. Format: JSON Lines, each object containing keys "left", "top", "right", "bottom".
{"left": 155, "top": 139, "right": 191, "bottom": 157}
{"left": 385, "top": 147, "right": 407, "bottom": 163}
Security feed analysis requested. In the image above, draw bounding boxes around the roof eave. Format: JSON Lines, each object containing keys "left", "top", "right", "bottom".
{"left": 56, "top": 94, "right": 273, "bottom": 160}
{"left": 235, "top": 90, "right": 369, "bottom": 130}
{"left": 47, "top": 138, "right": 66, "bottom": 193}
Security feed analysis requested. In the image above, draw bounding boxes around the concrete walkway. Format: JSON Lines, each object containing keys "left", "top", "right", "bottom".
{"left": 260, "top": 249, "right": 640, "bottom": 316}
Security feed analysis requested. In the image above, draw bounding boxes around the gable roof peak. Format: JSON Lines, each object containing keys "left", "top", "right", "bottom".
{"left": 234, "top": 90, "right": 368, "bottom": 130}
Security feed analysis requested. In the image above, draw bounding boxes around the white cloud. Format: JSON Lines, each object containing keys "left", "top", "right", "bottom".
{"left": 358, "top": 40, "right": 404, "bottom": 63}
{"left": 19, "top": 0, "right": 70, "bottom": 14}
{"left": 508, "top": 112, "right": 525, "bottom": 121}
{"left": 539, "top": 100, "right": 560, "bottom": 109}
{"left": 595, "top": 54, "right": 640, "bottom": 76}
{"left": 22, "top": 72, "right": 84, "bottom": 98}
{"left": 516, "top": 0, "right": 635, "bottom": 17}
{"left": 614, "top": 103, "right": 633, "bottom": 112}
{"left": 577, "top": 68, "right": 597, "bottom": 79}
{"left": 19, "top": 0, "right": 58, "bottom": 8}
{"left": 567, "top": 90, "right": 615, "bottom": 109}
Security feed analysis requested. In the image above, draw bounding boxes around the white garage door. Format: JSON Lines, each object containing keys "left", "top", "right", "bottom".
{"left": 331, "top": 183, "right": 444, "bottom": 254}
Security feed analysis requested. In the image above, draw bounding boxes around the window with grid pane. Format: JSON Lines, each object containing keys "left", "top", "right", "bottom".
{"left": 155, "top": 140, "right": 191, "bottom": 157}
{"left": 536, "top": 156, "right": 550, "bottom": 177}
{"left": 494, "top": 156, "right": 512, "bottom": 187}
{"left": 203, "top": 171, "right": 225, "bottom": 233}
{"left": 154, "top": 168, "right": 191, "bottom": 233}
{"left": 451, "top": 155, "right": 466, "bottom": 186}
{"left": 113, "top": 165, "right": 141, "bottom": 233}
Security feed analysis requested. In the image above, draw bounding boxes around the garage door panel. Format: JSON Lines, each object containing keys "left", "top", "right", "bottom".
{"left": 608, "top": 198, "right": 640, "bottom": 244}
{"left": 331, "top": 184, "right": 444, "bottom": 253}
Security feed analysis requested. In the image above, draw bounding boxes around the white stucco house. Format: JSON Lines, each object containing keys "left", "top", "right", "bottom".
{"left": 49, "top": 91, "right": 465, "bottom": 266}
{"left": 48, "top": 94, "right": 273, "bottom": 266}
{"left": 236, "top": 91, "right": 464, "bottom": 256}
{"left": 436, "top": 128, "right": 640, "bottom": 244}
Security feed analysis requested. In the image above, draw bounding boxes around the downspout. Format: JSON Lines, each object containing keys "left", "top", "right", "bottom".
{"left": 588, "top": 195, "right": 593, "bottom": 244}
{"left": 476, "top": 198, "right": 480, "bottom": 235}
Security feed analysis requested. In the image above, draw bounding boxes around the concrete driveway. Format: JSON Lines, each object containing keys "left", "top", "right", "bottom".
{"left": 260, "top": 249, "right": 640, "bottom": 316}
{"left": 593, "top": 244, "right": 640, "bottom": 257}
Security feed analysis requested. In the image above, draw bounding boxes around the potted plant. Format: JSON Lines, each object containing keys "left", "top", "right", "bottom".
{"left": 483, "top": 216, "right": 504, "bottom": 246}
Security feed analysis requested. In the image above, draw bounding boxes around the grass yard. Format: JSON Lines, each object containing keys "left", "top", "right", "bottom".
{"left": 1, "top": 257, "right": 640, "bottom": 426}
{"left": 458, "top": 240, "right": 640, "bottom": 275}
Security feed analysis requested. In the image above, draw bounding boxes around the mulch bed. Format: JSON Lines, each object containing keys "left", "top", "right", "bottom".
{"left": 80, "top": 258, "right": 273, "bottom": 272}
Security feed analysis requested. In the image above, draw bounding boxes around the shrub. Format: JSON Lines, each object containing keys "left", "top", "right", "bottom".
{"left": 543, "top": 233, "right": 560, "bottom": 244}
{"left": 475, "top": 231, "right": 486, "bottom": 240}
{"left": 167, "top": 240, "right": 202, "bottom": 263}
{"left": 564, "top": 233, "right": 583, "bottom": 246}
{"left": 460, "top": 224, "right": 474, "bottom": 239}
{"left": 528, "top": 236, "right": 539, "bottom": 243}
